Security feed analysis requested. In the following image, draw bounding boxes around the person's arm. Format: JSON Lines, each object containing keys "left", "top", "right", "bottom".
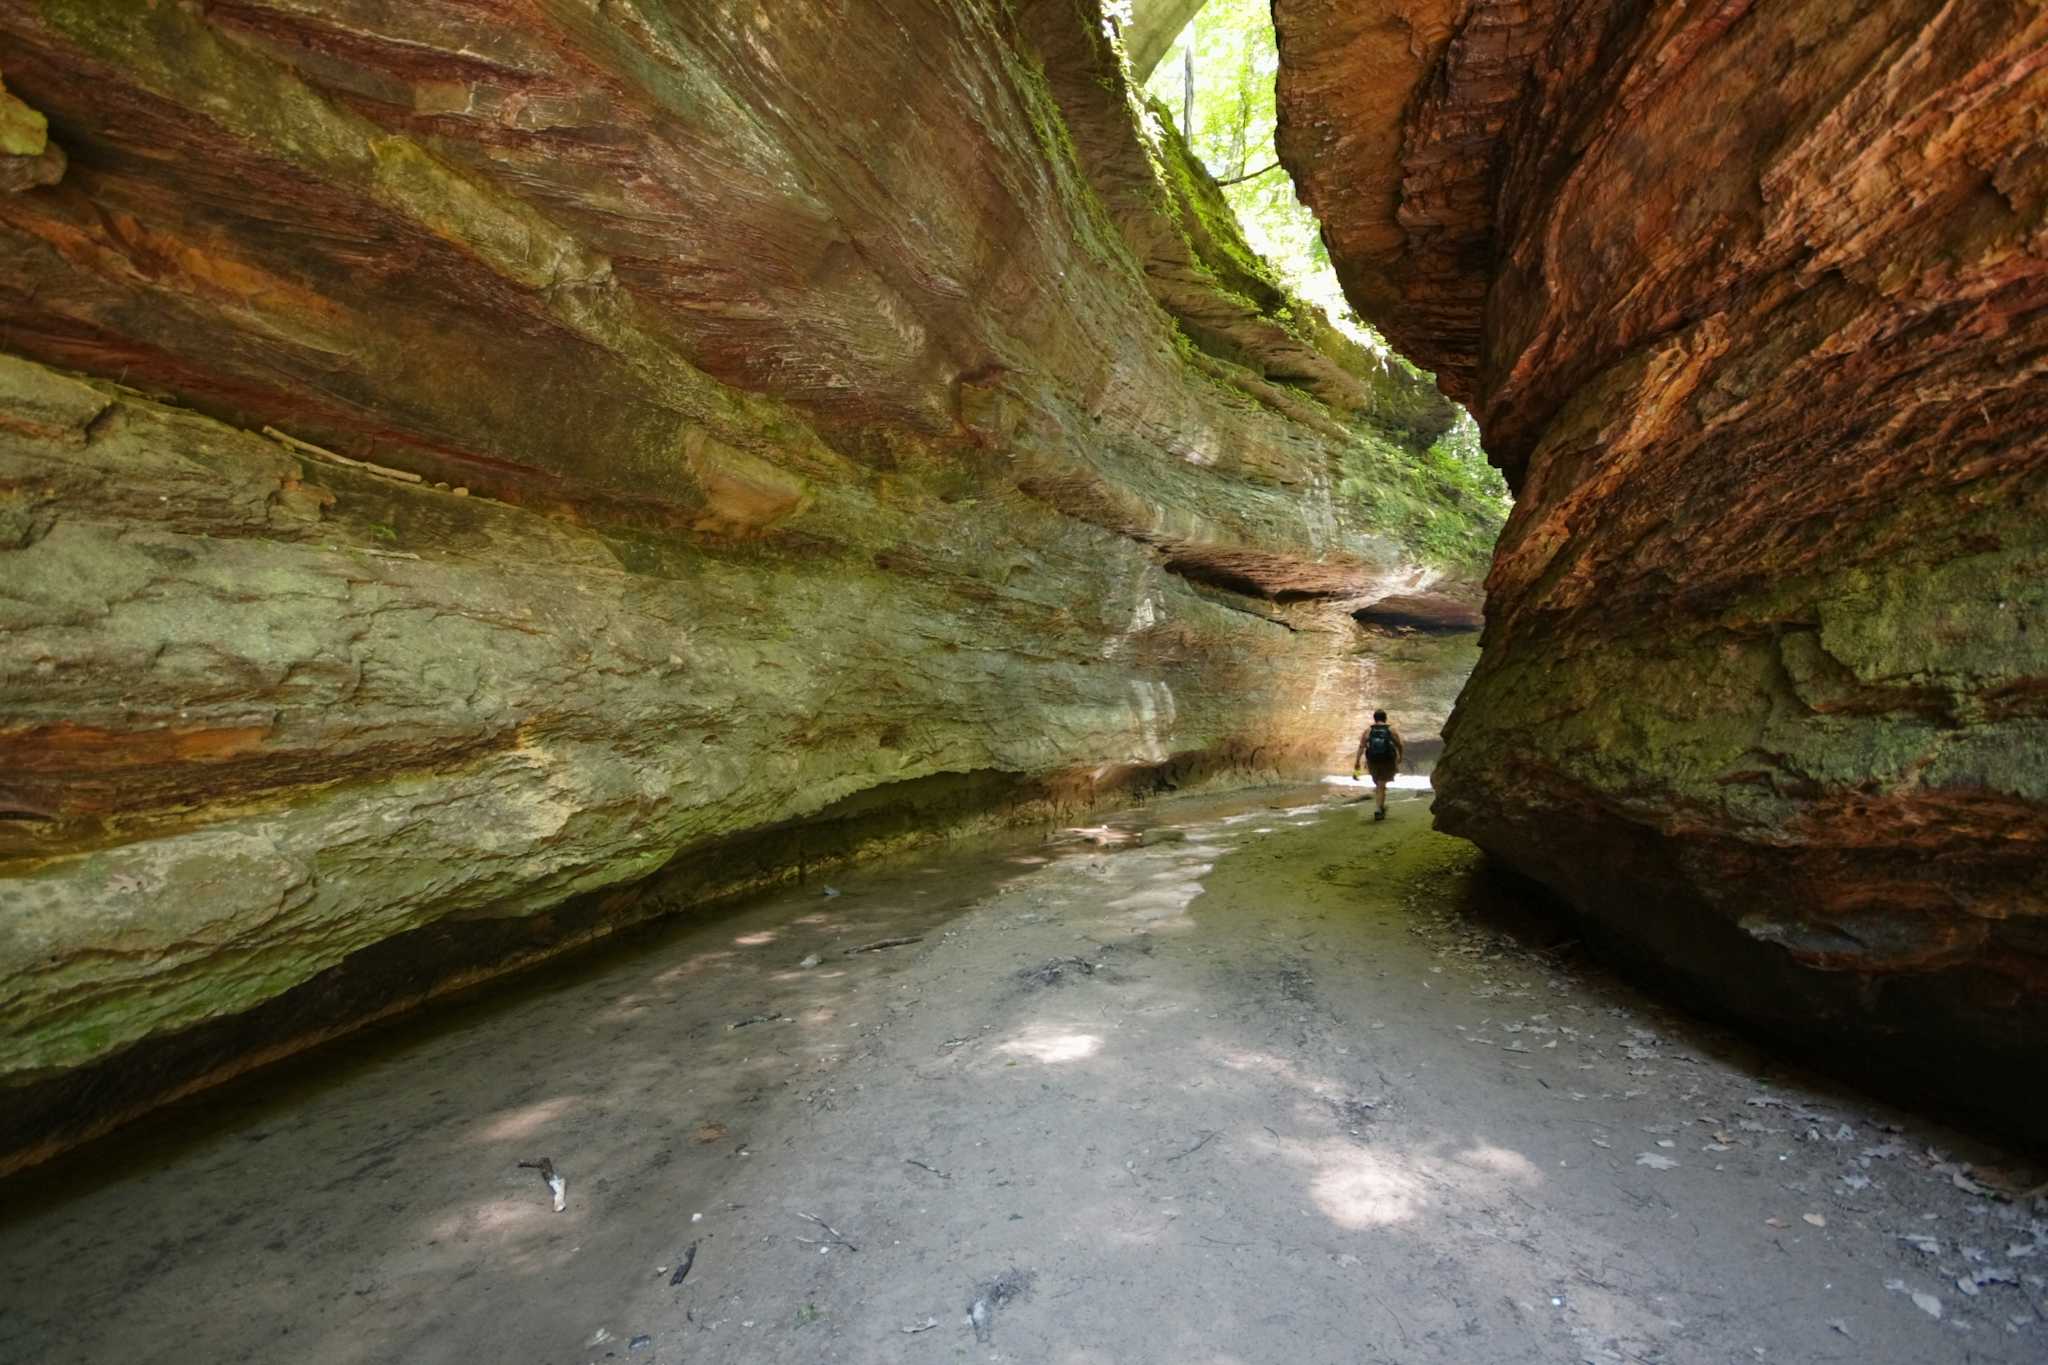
{"left": 1352, "top": 727, "right": 1371, "bottom": 774}
{"left": 1393, "top": 727, "right": 1407, "bottom": 767}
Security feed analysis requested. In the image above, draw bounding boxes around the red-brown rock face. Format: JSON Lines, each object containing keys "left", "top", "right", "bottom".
{"left": 0, "top": 2, "right": 1493, "bottom": 1169}
{"left": 1277, "top": 0, "right": 2048, "bottom": 1134}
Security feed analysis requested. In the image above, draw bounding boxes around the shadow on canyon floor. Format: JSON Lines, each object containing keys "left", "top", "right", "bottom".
{"left": 1, "top": 787, "right": 2042, "bottom": 1364}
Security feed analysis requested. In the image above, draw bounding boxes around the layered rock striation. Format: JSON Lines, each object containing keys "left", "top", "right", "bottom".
{"left": 1277, "top": 0, "right": 2048, "bottom": 1132}
{"left": 0, "top": 1, "right": 1489, "bottom": 1168}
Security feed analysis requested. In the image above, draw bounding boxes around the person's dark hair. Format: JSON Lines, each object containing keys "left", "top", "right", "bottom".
{"left": 1373, "top": 709, "right": 1387, "bottom": 722}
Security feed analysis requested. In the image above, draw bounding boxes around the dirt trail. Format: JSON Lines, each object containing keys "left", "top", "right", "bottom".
{"left": 3, "top": 787, "right": 2043, "bottom": 1364}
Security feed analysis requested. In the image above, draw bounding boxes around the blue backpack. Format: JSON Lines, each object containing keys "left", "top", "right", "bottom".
{"left": 1366, "top": 724, "right": 1395, "bottom": 761}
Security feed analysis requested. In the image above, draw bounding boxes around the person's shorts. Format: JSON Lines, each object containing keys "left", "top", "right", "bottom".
{"left": 1367, "top": 759, "right": 1398, "bottom": 785}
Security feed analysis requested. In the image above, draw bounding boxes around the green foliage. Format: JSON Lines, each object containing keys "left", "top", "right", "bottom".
{"left": 1140, "top": 97, "right": 1284, "bottom": 303}
{"left": 1142, "top": 0, "right": 1365, "bottom": 347}
{"left": 1012, "top": 52, "right": 1130, "bottom": 275}
{"left": 1338, "top": 410, "right": 1509, "bottom": 575}
{"left": 1140, "top": 4, "right": 1512, "bottom": 566}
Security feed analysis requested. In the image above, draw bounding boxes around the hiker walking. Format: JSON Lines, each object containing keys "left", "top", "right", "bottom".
{"left": 1352, "top": 708, "right": 1405, "bottom": 821}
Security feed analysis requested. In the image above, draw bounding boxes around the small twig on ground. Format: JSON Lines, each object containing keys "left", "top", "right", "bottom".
{"left": 1200, "top": 1235, "right": 1252, "bottom": 1247}
{"left": 797, "top": 1212, "right": 858, "bottom": 1251}
{"left": 669, "top": 1241, "right": 698, "bottom": 1286}
{"left": 1368, "top": 1289, "right": 1414, "bottom": 1349}
{"left": 905, "top": 1158, "right": 951, "bottom": 1180}
{"left": 845, "top": 936, "right": 921, "bottom": 954}
{"left": 1165, "top": 1130, "right": 1221, "bottom": 1162}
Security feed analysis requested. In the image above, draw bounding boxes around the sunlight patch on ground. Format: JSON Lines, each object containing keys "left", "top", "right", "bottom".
{"left": 732, "top": 930, "right": 778, "bottom": 946}
{"left": 1457, "top": 1141, "right": 1542, "bottom": 1182}
{"left": 1207, "top": 1044, "right": 1341, "bottom": 1096}
{"left": 591, "top": 990, "right": 662, "bottom": 1024}
{"left": 652, "top": 949, "right": 736, "bottom": 984}
{"left": 1056, "top": 824, "right": 1138, "bottom": 849}
{"left": 475, "top": 1096, "right": 577, "bottom": 1143}
{"left": 1105, "top": 860, "right": 1212, "bottom": 931}
{"left": 1308, "top": 1146, "right": 1428, "bottom": 1228}
{"left": 1252, "top": 1132, "right": 1540, "bottom": 1231}
{"left": 429, "top": 1197, "right": 549, "bottom": 1243}
{"left": 421, "top": 1196, "right": 582, "bottom": 1277}
{"left": 1207, "top": 1036, "right": 1546, "bottom": 1232}
{"left": 998, "top": 1026, "right": 1103, "bottom": 1064}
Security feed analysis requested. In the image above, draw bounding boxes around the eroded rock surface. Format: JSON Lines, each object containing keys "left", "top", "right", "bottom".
{"left": 0, "top": 76, "right": 63, "bottom": 192}
{"left": 1277, "top": 0, "right": 2048, "bottom": 1132}
{"left": 0, "top": 2, "right": 1489, "bottom": 1167}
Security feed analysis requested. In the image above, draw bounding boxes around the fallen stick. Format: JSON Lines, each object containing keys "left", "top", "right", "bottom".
{"left": 796, "top": 1212, "right": 858, "bottom": 1251}
{"left": 845, "top": 936, "right": 921, "bottom": 955}
{"left": 1165, "top": 1130, "right": 1220, "bottom": 1163}
{"left": 905, "top": 1158, "right": 951, "bottom": 1180}
{"left": 263, "top": 425, "right": 424, "bottom": 483}
{"left": 669, "top": 1241, "right": 698, "bottom": 1286}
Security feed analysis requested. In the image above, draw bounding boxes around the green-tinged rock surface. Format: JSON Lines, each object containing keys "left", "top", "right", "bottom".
{"left": 1276, "top": 0, "right": 2048, "bottom": 1135}
{"left": 0, "top": 1, "right": 1495, "bottom": 1168}
{"left": 0, "top": 74, "right": 62, "bottom": 191}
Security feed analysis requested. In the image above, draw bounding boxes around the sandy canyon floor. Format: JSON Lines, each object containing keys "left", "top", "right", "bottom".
{"left": 3, "top": 786, "right": 2043, "bottom": 1364}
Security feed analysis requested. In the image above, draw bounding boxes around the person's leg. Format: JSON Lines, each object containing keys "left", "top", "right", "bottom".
{"left": 1374, "top": 778, "right": 1388, "bottom": 817}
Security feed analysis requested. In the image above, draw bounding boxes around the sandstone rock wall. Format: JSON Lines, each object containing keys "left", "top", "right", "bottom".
{"left": 1276, "top": 0, "right": 2048, "bottom": 1134}
{"left": 0, "top": 1, "right": 1484, "bottom": 1168}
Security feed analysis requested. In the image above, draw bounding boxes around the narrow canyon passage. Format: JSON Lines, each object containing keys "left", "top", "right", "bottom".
{"left": 4, "top": 788, "right": 2038, "bottom": 1365}
{"left": 1, "top": 3, "right": 2041, "bottom": 1360}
